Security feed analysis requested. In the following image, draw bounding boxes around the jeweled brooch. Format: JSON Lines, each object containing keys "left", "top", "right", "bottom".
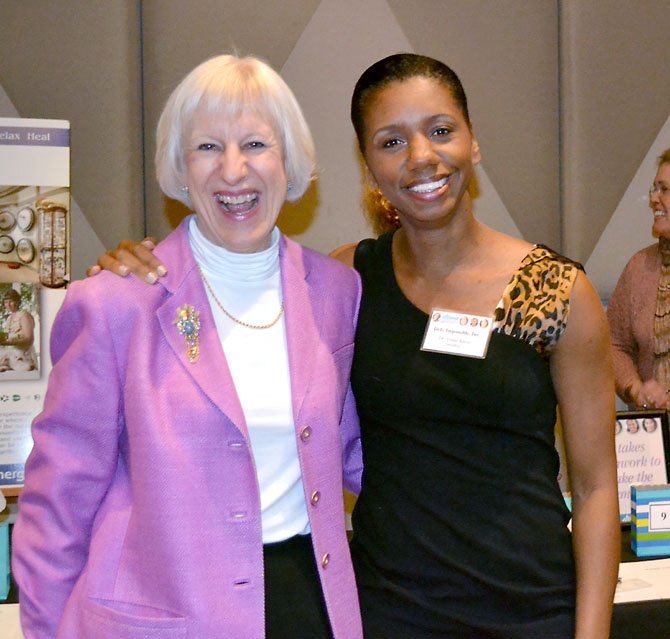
{"left": 173, "top": 304, "right": 200, "bottom": 363}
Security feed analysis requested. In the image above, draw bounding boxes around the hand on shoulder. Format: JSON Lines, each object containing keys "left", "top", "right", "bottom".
{"left": 87, "top": 238, "right": 166, "bottom": 284}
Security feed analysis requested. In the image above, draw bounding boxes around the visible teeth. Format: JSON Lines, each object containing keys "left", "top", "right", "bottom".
{"left": 216, "top": 193, "right": 257, "bottom": 205}
{"left": 408, "top": 177, "right": 449, "bottom": 193}
{"left": 654, "top": 210, "right": 667, "bottom": 218}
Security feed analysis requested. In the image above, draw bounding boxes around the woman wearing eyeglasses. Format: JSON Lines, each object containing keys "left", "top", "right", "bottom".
{"left": 607, "top": 148, "right": 670, "bottom": 410}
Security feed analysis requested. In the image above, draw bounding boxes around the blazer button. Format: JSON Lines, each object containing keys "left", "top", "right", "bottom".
{"left": 310, "top": 490, "right": 321, "bottom": 506}
{"left": 300, "top": 425, "right": 312, "bottom": 442}
{"left": 321, "top": 553, "right": 330, "bottom": 568}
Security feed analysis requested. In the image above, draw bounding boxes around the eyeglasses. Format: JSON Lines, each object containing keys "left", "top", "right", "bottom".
{"left": 650, "top": 184, "right": 670, "bottom": 198}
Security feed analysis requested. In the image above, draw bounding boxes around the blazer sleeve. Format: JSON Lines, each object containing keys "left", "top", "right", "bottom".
{"left": 340, "top": 272, "right": 363, "bottom": 496}
{"left": 340, "top": 382, "right": 362, "bottom": 496}
{"left": 12, "top": 280, "right": 123, "bottom": 638}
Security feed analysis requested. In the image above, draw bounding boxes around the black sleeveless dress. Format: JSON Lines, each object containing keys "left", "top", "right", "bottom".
{"left": 350, "top": 232, "right": 582, "bottom": 638}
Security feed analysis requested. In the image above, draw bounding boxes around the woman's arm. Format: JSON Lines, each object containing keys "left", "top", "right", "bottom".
{"left": 340, "top": 381, "right": 363, "bottom": 496}
{"left": 91, "top": 240, "right": 359, "bottom": 281}
{"left": 87, "top": 237, "right": 166, "bottom": 284}
{"left": 551, "top": 272, "right": 620, "bottom": 639}
{"left": 15, "top": 311, "right": 35, "bottom": 347}
{"left": 606, "top": 261, "right": 641, "bottom": 400}
{"left": 606, "top": 256, "right": 669, "bottom": 408}
{"left": 0, "top": 313, "right": 33, "bottom": 348}
{"left": 3, "top": 310, "right": 36, "bottom": 348}
{"left": 12, "top": 283, "right": 122, "bottom": 638}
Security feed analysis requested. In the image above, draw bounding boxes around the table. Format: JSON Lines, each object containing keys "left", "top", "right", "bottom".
{"left": 611, "top": 527, "right": 670, "bottom": 638}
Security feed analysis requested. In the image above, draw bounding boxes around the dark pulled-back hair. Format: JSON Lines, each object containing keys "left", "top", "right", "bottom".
{"left": 350, "top": 53, "right": 471, "bottom": 154}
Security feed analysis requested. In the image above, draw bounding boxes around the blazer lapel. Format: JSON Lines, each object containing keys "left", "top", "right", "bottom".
{"left": 156, "top": 224, "right": 248, "bottom": 439}
{"left": 280, "top": 235, "right": 321, "bottom": 425}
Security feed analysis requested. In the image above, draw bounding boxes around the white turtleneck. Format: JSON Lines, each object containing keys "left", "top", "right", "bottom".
{"left": 189, "top": 217, "right": 309, "bottom": 543}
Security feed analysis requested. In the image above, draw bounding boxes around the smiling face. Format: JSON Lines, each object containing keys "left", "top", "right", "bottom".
{"left": 185, "top": 108, "right": 288, "bottom": 253}
{"left": 651, "top": 162, "right": 670, "bottom": 240}
{"left": 643, "top": 418, "right": 657, "bottom": 433}
{"left": 360, "top": 77, "right": 480, "bottom": 230}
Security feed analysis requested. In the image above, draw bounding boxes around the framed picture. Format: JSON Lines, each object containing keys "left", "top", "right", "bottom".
{"left": 615, "top": 410, "right": 670, "bottom": 524}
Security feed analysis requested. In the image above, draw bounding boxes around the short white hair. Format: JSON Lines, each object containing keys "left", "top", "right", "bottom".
{"left": 155, "top": 54, "right": 316, "bottom": 206}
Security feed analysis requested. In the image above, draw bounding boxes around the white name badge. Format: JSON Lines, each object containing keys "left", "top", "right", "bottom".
{"left": 421, "top": 308, "right": 494, "bottom": 359}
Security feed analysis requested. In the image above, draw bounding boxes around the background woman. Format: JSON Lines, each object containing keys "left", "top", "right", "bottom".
{"left": 607, "top": 148, "right": 670, "bottom": 410}
{"left": 13, "top": 54, "right": 363, "bottom": 638}
{"left": 0, "top": 287, "right": 37, "bottom": 372}
{"left": 94, "top": 53, "right": 620, "bottom": 638}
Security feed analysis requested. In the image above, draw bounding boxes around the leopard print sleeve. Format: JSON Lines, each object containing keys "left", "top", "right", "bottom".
{"left": 493, "top": 245, "right": 584, "bottom": 359}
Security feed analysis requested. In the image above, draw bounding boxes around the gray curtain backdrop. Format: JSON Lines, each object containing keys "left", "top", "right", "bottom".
{"left": 1, "top": 0, "right": 669, "bottom": 298}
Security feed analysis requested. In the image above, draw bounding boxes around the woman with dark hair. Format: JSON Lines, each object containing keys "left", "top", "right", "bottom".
{"left": 93, "top": 53, "right": 619, "bottom": 638}
{"left": 340, "top": 53, "right": 618, "bottom": 638}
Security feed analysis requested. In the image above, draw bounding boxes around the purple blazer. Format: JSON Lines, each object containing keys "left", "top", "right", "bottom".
{"left": 12, "top": 219, "right": 364, "bottom": 638}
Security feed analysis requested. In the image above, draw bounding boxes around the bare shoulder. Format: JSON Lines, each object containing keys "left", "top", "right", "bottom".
{"left": 329, "top": 242, "right": 357, "bottom": 268}
{"left": 570, "top": 270, "right": 604, "bottom": 316}
{"left": 559, "top": 270, "right": 608, "bottom": 347}
{"left": 479, "top": 226, "right": 533, "bottom": 271}
{"left": 497, "top": 229, "right": 532, "bottom": 250}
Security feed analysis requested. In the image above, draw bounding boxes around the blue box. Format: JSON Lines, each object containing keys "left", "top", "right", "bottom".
{"left": 631, "top": 484, "right": 670, "bottom": 557}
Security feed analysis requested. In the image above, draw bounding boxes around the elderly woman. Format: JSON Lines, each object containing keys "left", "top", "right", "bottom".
{"left": 12, "top": 55, "right": 363, "bottom": 639}
{"left": 607, "top": 148, "right": 670, "bottom": 410}
{"left": 0, "top": 287, "right": 37, "bottom": 372}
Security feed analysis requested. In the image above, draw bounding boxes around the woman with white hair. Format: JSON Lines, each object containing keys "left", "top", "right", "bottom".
{"left": 13, "top": 54, "right": 363, "bottom": 639}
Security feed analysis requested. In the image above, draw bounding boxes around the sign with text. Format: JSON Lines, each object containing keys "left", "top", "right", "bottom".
{"left": 421, "top": 308, "right": 493, "bottom": 359}
{"left": 616, "top": 410, "right": 670, "bottom": 523}
{"left": 0, "top": 117, "right": 69, "bottom": 492}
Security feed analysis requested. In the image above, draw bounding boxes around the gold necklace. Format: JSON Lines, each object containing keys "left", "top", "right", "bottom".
{"left": 197, "top": 264, "right": 284, "bottom": 330}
